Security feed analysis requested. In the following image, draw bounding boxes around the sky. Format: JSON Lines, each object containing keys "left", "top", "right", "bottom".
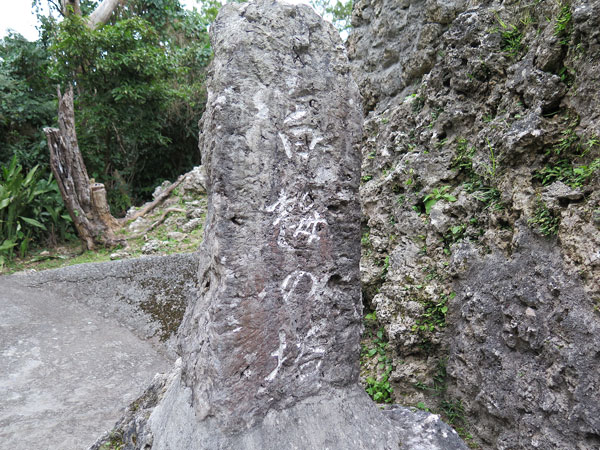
{"left": 0, "top": 0, "right": 310, "bottom": 41}
{"left": 0, "top": 0, "right": 47, "bottom": 41}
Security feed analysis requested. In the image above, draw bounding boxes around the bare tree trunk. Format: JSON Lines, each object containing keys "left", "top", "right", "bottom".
{"left": 61, "top": 0, "right": 122, "bottom": 26}
{"left": 88, "top": 0, "right": 124, "bottom": 28}
{"left": 44, "top": 0, "right": 126, "bottom": 250}
{"left": 44, "top": 86, "right": 121, "bottom": 251}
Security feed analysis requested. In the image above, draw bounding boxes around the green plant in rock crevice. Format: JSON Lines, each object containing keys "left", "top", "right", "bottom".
{"left": 451, "top": 138, "right": 504, "bottom": 211}
{"left": 528, "top": 199, "right": 560, "bottom": 236}
{"left": 534, "top": 157, "right": 600, "bottom": 188}
{"left": 495, "top": 13, "right": 525, "bottom": 58}
{"left": 98, "top": 430, "right": 125, "bottom": 450}
{"left": 554, "top": 2, "right": 572, "bottom": 45}
{"left": 413, "top": 359, "right": 479, "bottom": 447}
{"left": 451, "top": 139, "right": 476, "bottom": 173}
{"left": 483, "top": 139, "right": 498, "bottom": 179}
{"left": 442, "top": 224, "right": 467, "bottom": 253}
{"left": 421, "top": 186, "right": 457, "bottom": 214}
{"left": 534, "top": 124, "right": 600, "bottom": 188}
{"left": 412, "top": 292, "right": 455, "bottom": 333}
{"left": 380, "top": 254, "right": 391, "bottom": 280}
{"left": 361, "top": 312, "right": 394, "bottom": 404}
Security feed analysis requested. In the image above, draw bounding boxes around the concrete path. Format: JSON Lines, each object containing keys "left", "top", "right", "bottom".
{"left": 0, "top": 275, "right": 171, "bottom": 450}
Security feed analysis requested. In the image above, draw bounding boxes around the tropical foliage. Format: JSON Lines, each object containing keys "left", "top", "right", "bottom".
{"left": 0, "top": 157, "right": 73, "bottom": 267}
{"left": 1, "top": 0, "right": 352, "bottom": 261}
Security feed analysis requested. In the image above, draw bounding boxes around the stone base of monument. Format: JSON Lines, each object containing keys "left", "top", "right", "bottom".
{"left": 91, "top": 1, "right": 467, "bottom": 448}
{"left": 91, "top": 359, "right": 466, "bottom": 450}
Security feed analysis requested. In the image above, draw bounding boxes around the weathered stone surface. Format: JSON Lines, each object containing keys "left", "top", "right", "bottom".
{"left": 22, "top": 253, "right": 198, "bottom": 357}
{"left": 447, "top": 225, "right": 600, "bottom": 449}
{"left": 0, "top": 254, "right": 197, "bottom": 449}
{"left": 181, "top": 165, "right": 207, "bottom": 196}
{"left": 177, "top": 0, "right": 365, "bottom": 431}
{"left": 349, "top": 0, "right": 600, "bottom": 448}
{"left": 93, "top": 1, "right": 467, "bottom": 449}
{"left": 93, "top": 358, "right": 467, "bottom": 450}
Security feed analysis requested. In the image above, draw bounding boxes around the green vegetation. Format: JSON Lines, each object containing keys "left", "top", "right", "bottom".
{"left": 451, "top": 139, "right": 476, "bottom": 172}
{"left": 443, "top": 224, "right": 467, "bottom": 248}
{"left": 0, "top": 34, "right": 55, "bottom": 169}
{"left": 310, "top": 0, "right": 353, "bottom": 32}
{"left": 0, "top": 157, "right": 74, "bottom": 268}
{"left": 495, "top": 14, "right": 524, "bottom": 58}
{"left": 361, "top": 312, "right": 394, "bottom": 404}
{"left": 412, "top": 292, "right": 454, "bottom": 333}
{"left": 46, "top": 4, "right": 210, "bottom": 214}
{"left": 466, "top": 182, "right": 503, "bottom": 210}
{"left": 483, "top": 139, "right": 498, "bottom": 179}
{"left": 494, "top": 7, "right": 540, "bottom": 59}
{"left": 534, "top": 158, "right": 600, "bottom": 188}
{"left": 361, "top": 231, "right": 371, "bottom": 247}
{"left": 500, "top": 24, "right": 523, "bottom": 57}
{"left": 1, "top": 189, "right": 206, "bottom": 275}
{"left": 98, "top": 431, "right": 124, "bottom": 450}
{"left": 554, "top": 3, "right": 572, "bottom": 45}
{"left": 379, "top": 254, "right": 391, "bottom": 280}
{"left": 413, "top": 358, "right": 447, "bottom": 396}
{"left": 413, "top": 359, "right": 479, "bottom": 447}
{"left": 534, "top": 116, "right": 599, "bottom": 188}
{"left": 441, "top": 219, "right": 485, "bottom": 255}
{"left": 549, "top": 126, "right": 579, "bottom": 156}
{"left": 2, "top": 0, "right": 228, "bottom": 217}
{"left": 405, "top": 93, "right": 425, "bottom": 114}
{"left": 0, "top": 0, "right": 227, "bottom": 262}
{"left": 451, "top": 138, "right": 504, "bottom": 211}
{"left": 421, "top": 186, "right": 457, "bottom": 214}
{"left": 528, "top": 200, "right": 560, "bottom": 236}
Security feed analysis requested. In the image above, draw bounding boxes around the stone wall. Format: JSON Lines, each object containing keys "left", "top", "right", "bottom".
{"left": 348, "top": 0, "right": 600, "bottom": 448}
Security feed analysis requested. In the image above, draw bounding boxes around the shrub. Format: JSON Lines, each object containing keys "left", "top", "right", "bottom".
{"left": 0, "top": 156, "right": 73, "bottom": 267}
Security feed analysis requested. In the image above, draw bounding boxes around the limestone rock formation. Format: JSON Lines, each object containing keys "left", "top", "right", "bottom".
{"left": 349, "top": 0, "right": 600, "bottom": 448}
{"left": 92, "top": 1, "right": 466, "bottom": 449}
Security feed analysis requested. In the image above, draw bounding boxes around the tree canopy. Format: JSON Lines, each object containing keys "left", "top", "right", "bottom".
{"left": 0, "top": 0, "right": 352, "bottom": 261}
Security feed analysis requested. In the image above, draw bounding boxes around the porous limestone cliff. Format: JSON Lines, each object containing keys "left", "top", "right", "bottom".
{"left": 348, "top": 0, "right": 600, "bottom": 448}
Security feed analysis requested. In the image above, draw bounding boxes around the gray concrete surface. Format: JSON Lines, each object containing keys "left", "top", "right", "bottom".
{"left": 22, "top": 253, "right": 199, "bottom": 359}
{"left": 0, "top": 272, "right": 172, "bottom": 450}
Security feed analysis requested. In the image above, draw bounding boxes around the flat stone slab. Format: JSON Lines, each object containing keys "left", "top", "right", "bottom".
{"left": 0, "top": 275, "right": 170, "bottom": 450}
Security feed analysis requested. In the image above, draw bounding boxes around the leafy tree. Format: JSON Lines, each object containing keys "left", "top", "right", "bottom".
{"left": 310, "top": 0, "right": 353, "bottom": 33}
{"left": 40, "top": 0, "right": 213, "bottom": 214}
{"left": 0, "top": 0, "right": 221, "bottom": 254}
{"left": 0, "top": 34, "right": 56, "bottom": 170}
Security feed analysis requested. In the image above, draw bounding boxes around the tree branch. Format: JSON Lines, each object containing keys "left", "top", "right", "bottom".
{"left": 127, "top": 208, "right": 186, "bottom": 239}
{"left": 48, "top": 0, "right": 65, "bottom": 17}
{"left": 121, "top": 174, "right": 186, "bottom": 224}
{"left": 88, "top": 0, "right": 123, "bottom": 28}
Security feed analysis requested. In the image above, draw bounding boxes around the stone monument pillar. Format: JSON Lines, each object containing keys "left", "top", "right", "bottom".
{"left": 92, "top": 2, "right": 467, "bottom": 448}
{"left": 177, "top": 0, "right": 364, "bottom": 432}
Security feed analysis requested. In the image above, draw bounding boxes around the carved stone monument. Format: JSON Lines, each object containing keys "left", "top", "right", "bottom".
{"left": 92, "top": 2, "right": 467, "bottom": 448}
